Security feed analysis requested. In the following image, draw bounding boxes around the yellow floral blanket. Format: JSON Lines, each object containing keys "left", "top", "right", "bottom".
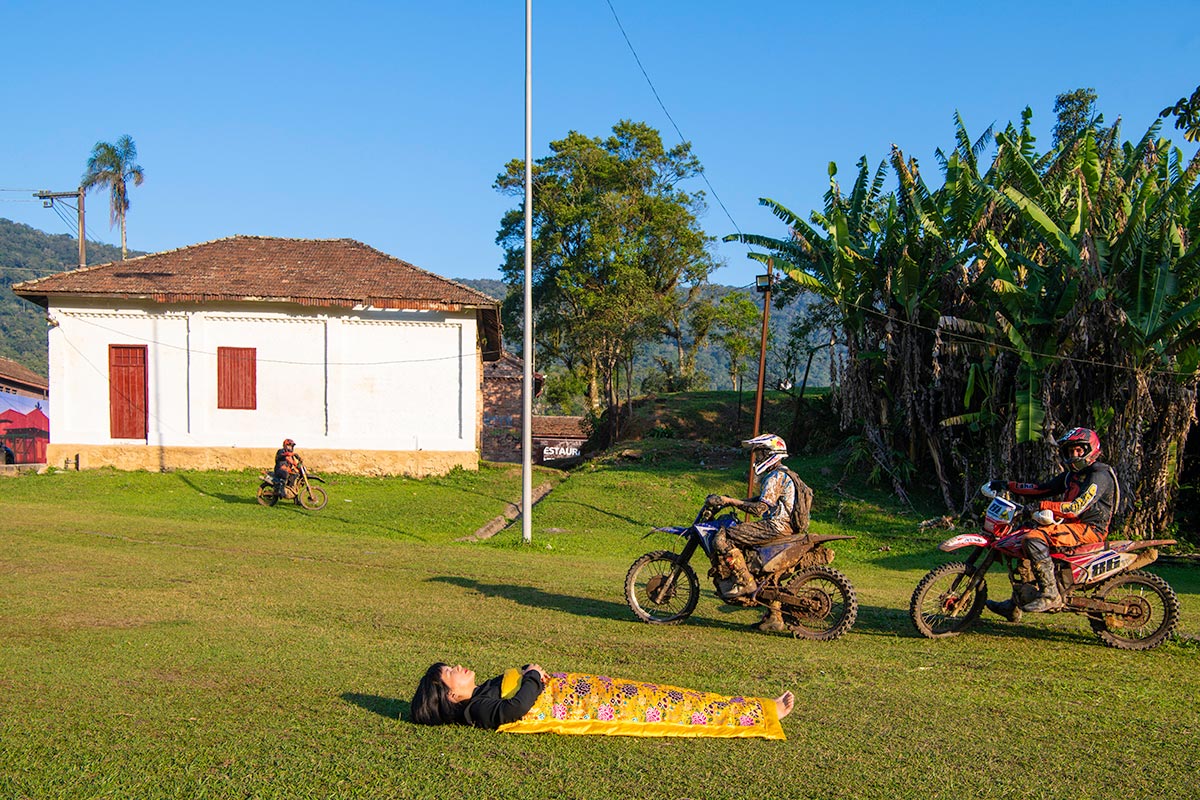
{"left": 496, "top": 671, "right": 784, "bottom": 739}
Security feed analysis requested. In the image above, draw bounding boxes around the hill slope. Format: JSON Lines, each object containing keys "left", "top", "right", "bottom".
{"left": 0, "top": 218, "right": 135, "bottom": 375}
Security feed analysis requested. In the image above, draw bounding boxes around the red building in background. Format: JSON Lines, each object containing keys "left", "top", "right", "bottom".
{"left": 0, "top": 356, "right": 50, "bottom": 464}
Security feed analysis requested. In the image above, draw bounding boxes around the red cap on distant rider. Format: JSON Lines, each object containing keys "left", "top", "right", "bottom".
{"left": 283, "top": 438, "right": 296, "bottom": 449}
{"left": 1057, "top": 428, "right": 1100, "bottom": 471}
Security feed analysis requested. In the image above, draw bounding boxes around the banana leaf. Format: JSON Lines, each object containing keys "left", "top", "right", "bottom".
{"left": 1002, "top": 186, "right": 1081, "bottom": 263}
{"left": 1014, "top": 372, "right": 1045, "bottom": 443}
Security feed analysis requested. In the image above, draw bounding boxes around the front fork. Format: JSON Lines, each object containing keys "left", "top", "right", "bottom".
{"left": 952, "top": 549, "right": 995, "bottom": 612}
{"left": 649, "top": 537, "right": 701, "bottom": 604}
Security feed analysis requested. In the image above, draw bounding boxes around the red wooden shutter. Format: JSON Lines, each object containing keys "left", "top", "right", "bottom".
{"left": 109, "top": 345, "right": 148, "bottom": 439}
{"left": 217, "top": 347, "right": 257, "bottom": 409}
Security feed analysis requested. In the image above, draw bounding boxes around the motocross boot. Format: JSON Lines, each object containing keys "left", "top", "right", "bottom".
{"left": 985, "top": 597, "right": 1023, "bottom": 623}
{"left": 755, "top": 601, "right": 787, "bottom": 633}
{"left": 721, "top": 549, "right": 758, "bottom": 599}
{"left": 1021, "top": 539, "right": 1064, "bottom": 613}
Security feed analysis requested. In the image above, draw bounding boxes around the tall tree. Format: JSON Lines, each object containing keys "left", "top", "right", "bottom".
{"left": 495, "top": 120, "right": 717, "bottom": 432}
{"left": 711, "top": 291, "right": 761, "bottom": 430}
{"left": 81, "top": 135, "right": 144, "bottom": 260}
{"left": 1052, "top": 88, "right": 1101, "bottom": 147}
{"left": 1160, "top": 84, "right": 1200, "bottom": 142}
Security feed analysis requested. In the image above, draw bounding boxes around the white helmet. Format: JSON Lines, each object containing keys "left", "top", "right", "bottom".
{"left": 742, "top": 433, "right": 788, "bottom": 476}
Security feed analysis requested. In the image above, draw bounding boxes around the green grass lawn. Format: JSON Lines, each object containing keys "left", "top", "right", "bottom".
{"left": 2, "top": 451, "right": 1197, "bottom": 799}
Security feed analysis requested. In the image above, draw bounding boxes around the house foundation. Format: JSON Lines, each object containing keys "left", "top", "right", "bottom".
{"left": 46, "top": 444, "right": 477, "bottom": 477}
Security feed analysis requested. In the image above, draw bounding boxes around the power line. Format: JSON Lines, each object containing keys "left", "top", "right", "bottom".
{"left": 59, "top": 313, "right": 502, "bottom": 367}
{"left": 790, "top": 285, "right": 1200, "bottom": 379}
{"left": 602, "top": 0, "right": 745, "bottom": 240}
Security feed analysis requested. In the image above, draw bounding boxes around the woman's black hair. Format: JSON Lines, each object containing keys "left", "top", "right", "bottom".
{"left": 410, "top": 662, "right": 467, "bottom": 725}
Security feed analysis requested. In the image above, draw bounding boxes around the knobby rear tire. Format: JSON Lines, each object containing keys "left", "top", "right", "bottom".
{"left": 1088, "top": 570, "right": 1180, "bottom": 651}
{"left": 256, "top": 483, "right": 279, "bottom": 507}
{"left": 780, "top": 566, "right": 858, "bottom": 641}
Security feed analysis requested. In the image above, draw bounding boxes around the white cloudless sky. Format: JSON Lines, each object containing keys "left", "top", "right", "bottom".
{"left": 2, "top": 0, "right": 1196, "bottom": 288}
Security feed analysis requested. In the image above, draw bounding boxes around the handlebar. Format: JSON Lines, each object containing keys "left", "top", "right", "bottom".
{"left": 981, "top": 480, "right": 1062, "bottom": 527}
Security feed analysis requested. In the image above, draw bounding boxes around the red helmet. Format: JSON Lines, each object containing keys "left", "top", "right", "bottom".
{"left": 283, "top": 438, "right": 296, "bottom": 448}
{"left": 1057, "top": 428, "right": 1100, "bottom": 471}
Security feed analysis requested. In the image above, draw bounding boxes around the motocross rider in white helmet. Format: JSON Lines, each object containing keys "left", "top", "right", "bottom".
{"left": 707, "top": 433, "right": 814, "bottom": 632}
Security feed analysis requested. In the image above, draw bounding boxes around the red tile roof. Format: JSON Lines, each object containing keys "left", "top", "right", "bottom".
{"left": 12, "top": 236, "right": 498, "bottom": 312}
{"left": 0, "top": 356, "right": 48, "bottom": 390}
{"left": 532, "top": 416, "right": 590, "bottom": 440}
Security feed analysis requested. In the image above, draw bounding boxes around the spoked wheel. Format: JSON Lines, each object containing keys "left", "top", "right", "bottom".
{"left": 1088, "top": 570, "right": 1180, "bottom": 651}
{"left": 779, "top": 566, "right": 858, "bottom": 641}
{"left": 256, "top": 483, "right": 279, "bottom": 507}
{"left": 298, "top": 485, "right": 328, "bottom": 511}
{"left": 909, "top": 561, "right": 988, "bottom": 638}
{"left": 624, "top": 551, "right": 699, "bottom": 624}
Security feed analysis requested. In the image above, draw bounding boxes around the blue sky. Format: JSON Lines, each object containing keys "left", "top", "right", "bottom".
{"left": 2, "top": 0, "right": 1196, "bottom": 289}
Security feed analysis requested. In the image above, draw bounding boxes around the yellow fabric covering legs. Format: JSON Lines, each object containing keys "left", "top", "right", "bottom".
{"left": 497, "top": 672, "right": 784, "bottom": 739}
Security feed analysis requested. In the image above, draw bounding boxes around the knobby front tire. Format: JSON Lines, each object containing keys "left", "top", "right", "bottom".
{"left": 624, "top": 550, "right": 700, "bottom": 624}
{"left": 299, "top": 485, "right": 328, "bottom": 511}
{"left": 909, "top": 561, "right": 988, "bottom": 638}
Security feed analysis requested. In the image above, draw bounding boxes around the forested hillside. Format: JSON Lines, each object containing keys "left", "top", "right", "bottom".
{"left": 0, "top": 219, "right": 134, "bottom": 375}
{"left": 456, "top": 276, "right": 830, "bottom": 408}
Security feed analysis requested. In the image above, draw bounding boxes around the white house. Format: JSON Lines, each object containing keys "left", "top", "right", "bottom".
{"left": 12, "top": 236, "right": 502, "bottom": 476}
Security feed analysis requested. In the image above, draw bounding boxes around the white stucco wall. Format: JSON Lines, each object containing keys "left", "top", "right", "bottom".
{"left": 46, "top": 299, "right": 479, "bottom": 456}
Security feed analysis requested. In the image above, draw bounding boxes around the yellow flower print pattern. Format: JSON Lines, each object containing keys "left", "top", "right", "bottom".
{"left": 497, "top": 672, "right": 784, "bottom": 739}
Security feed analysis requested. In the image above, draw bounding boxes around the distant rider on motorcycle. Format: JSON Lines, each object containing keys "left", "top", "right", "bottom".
{"left": 274, "top": 438, "right": 302, "bottom": 498}
{"left": 985, "top": 427, "right": 1120, "bottom": 619}
{"left": 707, "top": 433, "right": 814, "bottom": 632}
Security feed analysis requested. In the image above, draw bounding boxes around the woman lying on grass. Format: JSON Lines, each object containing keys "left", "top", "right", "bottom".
{"left": 410, "top": 662, "right": 794, "bottom": 739}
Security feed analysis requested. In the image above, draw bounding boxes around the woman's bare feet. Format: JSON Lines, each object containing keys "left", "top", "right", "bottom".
{"left": 774, "top": 690, "right": 795, "bottom": 720}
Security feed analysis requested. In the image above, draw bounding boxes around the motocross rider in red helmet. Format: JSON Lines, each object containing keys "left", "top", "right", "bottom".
{"left": 274, "top": 438, "right": 302, "bottom": 498}
{"left": 985, "top": 427, "right": 1119, "bottom": 620}
{"left": 707, "top": 433, "right": 814, "bottom": 632}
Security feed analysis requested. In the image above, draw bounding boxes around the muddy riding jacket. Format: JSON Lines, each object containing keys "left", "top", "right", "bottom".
{"left": 745, "top": 469, "right": 796, "bottom": 522}
{"left": 1004, "top": 462, "right": 1118, "bottom": 533}
{"left": 742, "top": 466, "right": 813, "bottom": 536}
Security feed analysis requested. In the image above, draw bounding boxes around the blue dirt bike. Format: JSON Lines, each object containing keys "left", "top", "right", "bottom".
{"left": 623, "top": 498, "right": 858, "bottom": 640}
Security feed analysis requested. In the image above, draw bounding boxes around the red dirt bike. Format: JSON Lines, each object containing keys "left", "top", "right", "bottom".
{"left": 624, "top": 497, "right": 858, "bottom": 640}
{"left": 909, "top": 484, "right": 1180, "bottom": 650}
{"left": 256, "top": 463, "right": 328, "bottom": 510}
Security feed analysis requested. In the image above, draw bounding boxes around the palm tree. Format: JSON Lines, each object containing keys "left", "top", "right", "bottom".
{"left": 81, "top": 135, "right": 144, "bottom": 260}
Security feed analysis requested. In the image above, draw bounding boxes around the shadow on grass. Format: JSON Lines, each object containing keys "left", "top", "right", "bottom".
{"left": 430, "top": 576, "right": 636, "bottom": 623}
{"left": 431, "top": 576, "right": 969, "bottom": 642}
{"left": 177, "top": 474, "right": 261, "bottom": 506}
{"left": 541, "top": 499, "right": 655, "bottom": 528}
{"left": 342, "top": 692, "right": 409, "bottom": 721}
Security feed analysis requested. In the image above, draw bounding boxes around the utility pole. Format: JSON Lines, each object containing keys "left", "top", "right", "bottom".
{"left": 35, "top": 188, "right": 86, "bottom": 267}
{"left": 748, "top": 257, "right": 774, "bottom": 497}
{"left": 521, "top": 0, "right": 534, "bottom": 544}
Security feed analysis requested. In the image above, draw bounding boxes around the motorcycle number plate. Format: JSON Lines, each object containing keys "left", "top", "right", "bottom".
{"left": 985, "top": 497, "right": 1018, "bottom": 523}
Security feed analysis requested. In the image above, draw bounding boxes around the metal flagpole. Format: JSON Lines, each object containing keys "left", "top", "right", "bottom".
{"left": 521, "top": 0, "right": 534, "bottom": 544}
